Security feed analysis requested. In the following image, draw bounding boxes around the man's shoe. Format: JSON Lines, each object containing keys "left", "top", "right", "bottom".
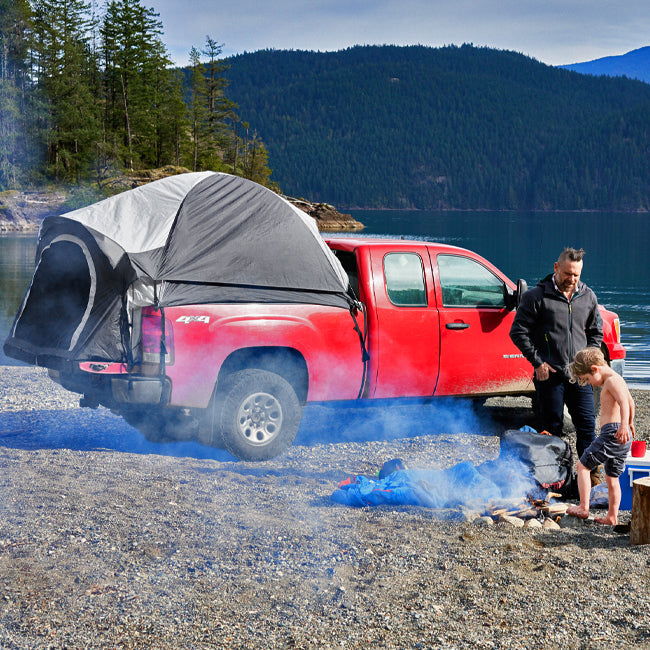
{"left": 590, "top": 465, "right": 605, "bottom": 487}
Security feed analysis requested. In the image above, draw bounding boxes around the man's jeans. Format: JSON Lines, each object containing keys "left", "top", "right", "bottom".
{"left": 533, "top": 372, "right": 596, "bottom": 458}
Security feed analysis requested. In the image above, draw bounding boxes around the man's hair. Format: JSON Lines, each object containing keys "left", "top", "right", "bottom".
{"left": 558, "top": 247, "right": 585, "bottom": 264}
{"left": 571, "top": 347, "right": 606, "bottom": 377}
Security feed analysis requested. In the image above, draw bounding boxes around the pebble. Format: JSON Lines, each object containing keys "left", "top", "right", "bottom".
{"left": 473, "top": 516, "right": 495, "bottom": 526}
{"left": 1, "top": 366, "right": 650, "bottom": 648}
{"left": 542, "top": 517, "right": 561, "bottom": 530}
{"left": 559, "top": 513, "right": 594, "bottom": 528}
{"left": 524, "top": 517, "right": 543, "bottom": 528}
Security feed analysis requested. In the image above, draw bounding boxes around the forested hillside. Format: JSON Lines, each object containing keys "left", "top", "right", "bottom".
{"left": 0, "top": 0, "right": 273, "bottom": 202}
{"left": 4, "top": 5, "right": 650, "bottom": 215}
{"left": 224, "top": 45, "right": 650, "bottom": 210}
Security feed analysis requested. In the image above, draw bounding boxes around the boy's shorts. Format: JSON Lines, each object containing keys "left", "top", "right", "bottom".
{"left": 579, "top": 422, "right": 632, "bottom": 478}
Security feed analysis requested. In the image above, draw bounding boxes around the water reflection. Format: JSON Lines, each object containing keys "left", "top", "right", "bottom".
{"left": 0, "top": 235, "right": 37, "bottom": 364}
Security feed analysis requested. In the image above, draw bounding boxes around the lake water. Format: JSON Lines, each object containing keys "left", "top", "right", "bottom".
{"left": 1, "top": 211, "right": 649, "bottom": 386}
{"left": 346, "top": 210, "right": 650, "bottom": 387}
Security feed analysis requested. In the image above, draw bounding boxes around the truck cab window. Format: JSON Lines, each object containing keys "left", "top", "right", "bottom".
{"left": 438, "top": 255, "right": 505, "bottom": 308}
{"left": 332, "top": 249, "right": 360, "bottom": 300}
{"left": 384, "top": 253, "right": 427, "bottom": 306}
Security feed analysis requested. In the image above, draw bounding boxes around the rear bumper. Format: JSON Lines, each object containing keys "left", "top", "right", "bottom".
{"left": 50, "top": 368, "right": 171, "bottom": 407}
{"left": 111, "top": 376, "right": 171, "bottom": 405}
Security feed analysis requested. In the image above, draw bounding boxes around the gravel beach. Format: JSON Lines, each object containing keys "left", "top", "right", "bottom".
{"left": 1, "top": 365, "right": 649, "bottom": 649}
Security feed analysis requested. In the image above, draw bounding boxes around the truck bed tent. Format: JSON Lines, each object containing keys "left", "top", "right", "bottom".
{"left": 4, "top": 172, "right": 353, "bottom": 367}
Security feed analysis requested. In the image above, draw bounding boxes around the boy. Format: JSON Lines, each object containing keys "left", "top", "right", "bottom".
{"left": 566, "top": 348, "right": 635, "bottom": 525}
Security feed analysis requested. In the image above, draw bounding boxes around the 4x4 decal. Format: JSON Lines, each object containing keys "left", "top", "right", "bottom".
{"left": 176, "top": 315, "right": 210, "bottom": 324}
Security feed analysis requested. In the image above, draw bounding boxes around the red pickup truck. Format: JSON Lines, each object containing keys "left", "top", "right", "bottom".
{"left": 5, "top": 174, "right": 625, "bottom": 461}
{"left": 50, "top": 236, "right": 623, "bottom": 461}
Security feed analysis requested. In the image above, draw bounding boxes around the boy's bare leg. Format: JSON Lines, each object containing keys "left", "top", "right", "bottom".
{"left": 567, "top": 461, "right": 592, "bottom": 519}
{"left": 594, "top": 474, "right": 621, "bottom": 525}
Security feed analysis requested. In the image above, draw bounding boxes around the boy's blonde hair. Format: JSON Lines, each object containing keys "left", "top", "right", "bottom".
{"left": 571, "top": 347, "right": 606, "bottom": 378}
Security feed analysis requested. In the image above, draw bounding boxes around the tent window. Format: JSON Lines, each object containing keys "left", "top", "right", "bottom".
{"left": 15, "top": 241, "right": 92, "bottom": 350}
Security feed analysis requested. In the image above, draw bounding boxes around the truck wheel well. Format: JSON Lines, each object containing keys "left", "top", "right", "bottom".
{"left": 217, "top": 347, "right": 309, "bottom": 403}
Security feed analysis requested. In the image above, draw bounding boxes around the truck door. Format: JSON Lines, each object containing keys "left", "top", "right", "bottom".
{"left": 432, "top": 252, "right": 531, "bottom": 396}
{"left": 367, "top": 246, "right": 440, "bottom": 398}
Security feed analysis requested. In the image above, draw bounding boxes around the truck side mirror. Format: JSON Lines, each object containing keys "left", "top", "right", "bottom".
{"left": 515, "top": 279, "right": 528, "bottom": 308}
{"left": 504, "top": 279, "right": 528, "bottom": 311}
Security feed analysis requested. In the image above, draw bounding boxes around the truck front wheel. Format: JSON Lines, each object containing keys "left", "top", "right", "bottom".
{"left": 218, "top": 369, "right": 302, "bottom": 461}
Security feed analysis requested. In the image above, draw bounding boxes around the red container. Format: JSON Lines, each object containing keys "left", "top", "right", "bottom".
{"left": 631, "top": 440, "right": 647, "bottom": 457}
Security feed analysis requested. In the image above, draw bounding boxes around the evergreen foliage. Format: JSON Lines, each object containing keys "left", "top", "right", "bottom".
{"left": 0, "top": 0, "right": 35, "bottom": 185}
{"left": 224, "top": 45, "right": 650, "bottom": 210}
{"left": 0, "top": 0, "right": 273, "bottom": 194}
{"left": 4, "top": 10, "right": 650, "bottom": 212}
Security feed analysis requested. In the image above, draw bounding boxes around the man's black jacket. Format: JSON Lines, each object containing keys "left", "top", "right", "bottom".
{"left": 509, "top": 273, "right": 603, "bottom": 380}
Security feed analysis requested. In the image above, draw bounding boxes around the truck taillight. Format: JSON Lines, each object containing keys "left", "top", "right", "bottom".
{"left": 613, "top": 318, "right": 621, "bottom": 344}
{"left": 142, "top": 309, "right": 174, "bottom": 364}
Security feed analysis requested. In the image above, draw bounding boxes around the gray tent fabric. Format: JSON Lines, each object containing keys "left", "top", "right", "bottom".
{"left": 154, "top": 174, "right": 350, "bottom": 307}
{"left": 5, "top": 217, "right": 134, "bottom": 365}
{"left": 4, "top": 172, "right": 353, "bottom": 366}
{"left": 63, "top": 171, "right": 214, "bottom": 254}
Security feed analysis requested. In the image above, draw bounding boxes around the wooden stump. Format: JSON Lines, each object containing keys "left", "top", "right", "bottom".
{"left": 630, "top": 477, "right": 650, "bottom": 545}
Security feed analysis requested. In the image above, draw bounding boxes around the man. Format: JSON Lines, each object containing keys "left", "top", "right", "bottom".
{"left": 510, "top": 248, "right": 603, "bottom": 459}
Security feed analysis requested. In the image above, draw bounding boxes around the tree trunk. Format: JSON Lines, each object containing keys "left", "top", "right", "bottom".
{"left": 120, "top": 74, "right": 133, "bottom": 171}
{"left": 630, "top": 476, "right": 650, "bottom": 545}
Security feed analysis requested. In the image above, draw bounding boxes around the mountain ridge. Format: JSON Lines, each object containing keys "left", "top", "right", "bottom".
{"left": 224, "top": 44, "right": 650, "bottom": 211}
{"left": 559, "top": 46, "right": 650, "bottom": 84}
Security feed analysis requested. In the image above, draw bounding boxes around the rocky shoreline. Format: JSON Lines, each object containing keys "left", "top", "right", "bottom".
{"left": 0, "top": 191, "right": 68, "bottom": 232}
{"left": 287, "top": 197, "right": 364, "bottom": 231}
{"left": 0, "top": 170, "right": 364, "bottom": 233}
{"left": 0, "top": 366, "right": 649, "bottom": 648}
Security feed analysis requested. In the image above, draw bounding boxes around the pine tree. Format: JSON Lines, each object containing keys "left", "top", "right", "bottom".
{"left": 242, "top": 131, "right": 272, "bottom": 187}
{"left": 100, "top": 0, "right": 174, "bottom": 171}
{"left": 0, "top": 0, "right": 32, "bottom": 188}
{"left": 201, "top": 36, "right": 234, "bottom": 170}
{"left": 30, "top": 0, "right": 100, "bottom": 182}
{"left": 187, "top": 45, "right": 208, "bottom": 171}
{"left": 155, "top": 68, "right": 188, "bottom": 167}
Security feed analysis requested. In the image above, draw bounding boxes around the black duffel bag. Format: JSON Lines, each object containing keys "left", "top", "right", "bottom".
{"left": 499, "top": 428, "right": 577, "bottom": 498}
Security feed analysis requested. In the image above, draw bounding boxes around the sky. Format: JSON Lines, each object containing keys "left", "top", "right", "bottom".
{"left": 151, "top": 0, "right": 650, "bottom": 68}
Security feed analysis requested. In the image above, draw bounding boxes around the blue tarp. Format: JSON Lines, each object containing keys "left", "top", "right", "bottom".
{"left": 331, "top": 426, "right": 568, "bottom": 510}
{"left": 331, "top": 461, "right": 509, "bottom": 509}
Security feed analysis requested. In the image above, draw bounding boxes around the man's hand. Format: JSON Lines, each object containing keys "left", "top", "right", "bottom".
{"left": 535, "top": 362, "right": 556, "bottom": 381}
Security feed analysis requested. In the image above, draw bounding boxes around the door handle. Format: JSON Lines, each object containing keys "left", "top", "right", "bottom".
{"left": 446, "top": 322, "right": 470, "bottom": 330}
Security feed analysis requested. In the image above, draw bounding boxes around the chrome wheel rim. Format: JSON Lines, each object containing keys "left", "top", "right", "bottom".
{"left": 236, "top": 391, "right": 283, "bottom": 445}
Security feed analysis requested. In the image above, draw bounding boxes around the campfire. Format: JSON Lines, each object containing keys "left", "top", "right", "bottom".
{"left": 485, "top": 491, "right": 568, "bottom": 528}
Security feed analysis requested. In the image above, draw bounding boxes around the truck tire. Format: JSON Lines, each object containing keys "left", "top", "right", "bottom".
{"left": 218, "top": 369, "right": 302, "bottom": 461}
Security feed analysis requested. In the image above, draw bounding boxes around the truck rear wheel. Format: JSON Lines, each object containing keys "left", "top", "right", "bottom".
{"left": 217, "top": 369, "right": 302, "bottom": 461}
